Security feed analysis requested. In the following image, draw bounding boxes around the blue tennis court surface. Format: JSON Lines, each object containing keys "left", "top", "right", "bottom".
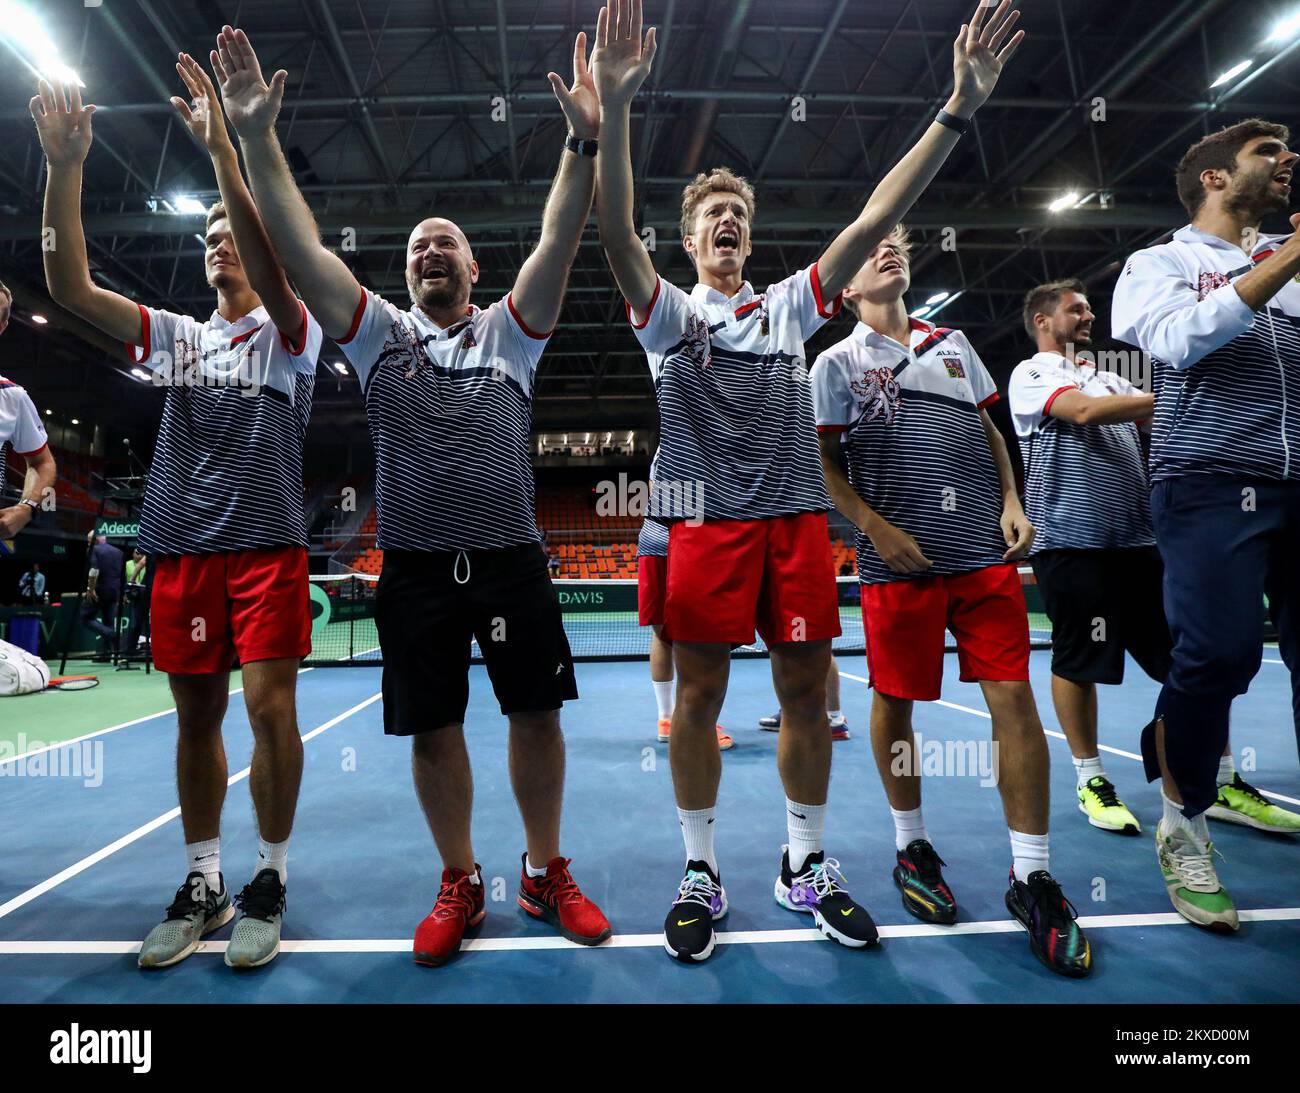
{"left": 2, "top": 651, "right": 1297, "bottom": 1003}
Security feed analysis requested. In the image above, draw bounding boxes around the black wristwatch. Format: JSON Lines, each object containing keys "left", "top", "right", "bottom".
{"left": 19, "top": 498, "right": 39, "bottom": 524}
{"left": 565, "top": 133, "right": 598, "bottom": 157}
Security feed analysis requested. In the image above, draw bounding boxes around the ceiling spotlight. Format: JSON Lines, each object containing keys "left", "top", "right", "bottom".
{"left": 70, "top": 418, "right": 79, "bottom": 425}
{"left": 30, "top": 313, "right": 48, "bottom": 324}
{"left": 170, "top": 195, "right": 208, "bottom": 216}
{"left": 1049, "top": 192, "right": 1081, "bottom": 213}
{"left": 1210, "top": 60, "right": 1253, "bottom": 88}
{"left": 925, "top": 291, "right": 950, "bottom": 306}
{"left": 332, "top": 362, "right": 348, "bottom": 375}
{"left": 910, "top": 305, "right": 933, "bottom": 319}
{"left": 44, "top": 408, "right": 52, "bottom": 416}
{"left": 131, "top": 367, "right": 150, "bottom": 381}
{"left": 1268, "top": 11, "right": 1300, "bottom": 42}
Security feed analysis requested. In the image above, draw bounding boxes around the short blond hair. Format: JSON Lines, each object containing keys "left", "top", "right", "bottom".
{"left": 205, "top": 201, "right": 227, "bottom": 230}
{"left": 679, "top": 167, "right": 756, "bottom": 243}
{"left": 842, "top": 225, "right": 912, "bottom": 317}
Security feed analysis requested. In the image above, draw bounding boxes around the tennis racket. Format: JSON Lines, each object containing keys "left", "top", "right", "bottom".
{"left": 47, "top": 675, "right": 100, "bottom": 691}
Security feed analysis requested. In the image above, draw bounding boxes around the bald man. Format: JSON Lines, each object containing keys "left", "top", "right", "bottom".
{"left": 221, "top": 25, "right": 611, "bottom": 966}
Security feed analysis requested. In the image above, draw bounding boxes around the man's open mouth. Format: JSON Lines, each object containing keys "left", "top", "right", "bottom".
{"left": 715, "top": 230, "right": 738, "bottom": 252}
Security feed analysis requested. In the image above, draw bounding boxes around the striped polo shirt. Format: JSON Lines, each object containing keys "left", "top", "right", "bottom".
{"left": 336, "top": 289, "right": 549, "bottom": 551}
{"left": 812, "top": 318, "right": 1007, "bottom": 585}
{"left": 0, "top": 375, "right": 48, "bottom": 457}
{"left": 1008, "top": 351, "right": 1155, "bottom": 553}
{"left": 1112, "top": 224, "right": 1300, "bottom": 482}
{"left": 628, "top": 264, "right": 839, "bottom": 523}
{"left": 636, "top": 514, "right": 669, "bottom": 558}
{"left": 126, "top": 303, "right": 322, "bottom": 556}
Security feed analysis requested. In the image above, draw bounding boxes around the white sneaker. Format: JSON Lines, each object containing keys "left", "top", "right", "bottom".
{"left": 1155, "top": 820, "right": 1238, "bottom": 932}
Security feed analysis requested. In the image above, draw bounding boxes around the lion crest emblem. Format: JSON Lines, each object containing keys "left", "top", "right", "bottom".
{"left": 849, "top": 366, "right": 902, "bottom": 425}
{"left": 681, "top": 313, "right": 712, "bottom": 370}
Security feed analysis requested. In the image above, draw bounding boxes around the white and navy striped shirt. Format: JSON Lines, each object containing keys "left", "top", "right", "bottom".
{"left": 628, "top": 265, "right": 839, "bottom": 522}
{"left": 0, "top": 375, "right": 48, "bottom": 457}
{"left": 813, "top": 319, "right": 1006, "bottom": 585}
{"left": 336, "top": 289, "right": 549, "bottom": 551}
{"left": 1008, "top": 351, "right": 1155, "bottom": 553}
{"left": 126, "top": 303, "right": 321, "bottom": 556}
{"left": 636, "top": 515, "right": 669, "bottom": 558}
{"left": 1112, "top": 224, "right": 1300, "bottom": 482}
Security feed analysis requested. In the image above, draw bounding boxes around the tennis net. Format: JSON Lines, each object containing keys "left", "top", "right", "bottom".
{"left": 305, "top": 571, "right": 1052, "bottom": 666}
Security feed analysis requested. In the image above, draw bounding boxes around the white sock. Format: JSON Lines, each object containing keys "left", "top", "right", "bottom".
{"left": 186, "top": 837, "right": 222, "bottom": 895}
{"left": 653, "top": 679, "right": 674, "bottom": 720}
{"left": 525, "top": 857, "right": 548, "bottom": 878}
{"left": 827, "top": 708, "right": 843, "bottom": 721}
{"left": 1217, "top": 753, "right": 1236, "bottom": 786}
{"left": 466, "top": 868, "right": 482, "bottom": 885}
{"left": 1162, "top": 792, "right": 1209, "bottom": 842}
{"left": 890, "top": 805, "right": 928, "bottom": 853}
{"left": 1009, "top": 829, "right": 1049, "bottom": 883}
{"left": 786, "top": 799, "right": 826, "bottom": 870}
{"left": 1073, "top": 754, "right": 1105, "bottom": 787}
{"left": 256, "top": 837, "right": 289, "bottom": 885}
{"left": 678, "top": 806, "right": 718, "bottom": 873}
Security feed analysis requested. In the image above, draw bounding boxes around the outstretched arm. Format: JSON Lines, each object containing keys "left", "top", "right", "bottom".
{"left": 216, "top": 26, "right": 362, "bottom": 340}
{"left": 510, "top": 29, "right": 600, "bottom": 334}
{"left": 816, "top": 1, "right": 1025, "bottom": 300}
{"left": 172, "top": 52, "right": 304, "bottom": 342}
{"left": 592, "top": 0, "right": 659, "bottom": 317}
{"left": 31, "top": 81, "right": 141, "bottom": 344}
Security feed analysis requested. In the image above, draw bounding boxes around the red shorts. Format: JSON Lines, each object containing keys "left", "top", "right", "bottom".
{"left": 151, "top": 545, "right": 311, "bottom": 674}
{"left": 664, "top": 512, "right": 840, "bottom": 645}
{"left": 638, "top": 555, "right": 667, "bottom": 627}
{"left": 861, "top": 563, "right": 1029, "bottom": 701}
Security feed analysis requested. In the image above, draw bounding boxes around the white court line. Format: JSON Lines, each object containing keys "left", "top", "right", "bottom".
{"left": 838, "top": 671, "right": 1300, "bottom": 807}
{"left": 0, "top": 667, "right": 316, "bottom": 769}
{"left": 0, "top": 692, "right": 381, "bottom": 922}
{"left": 2, "top": 907, "right": 1298, "bottom": 957}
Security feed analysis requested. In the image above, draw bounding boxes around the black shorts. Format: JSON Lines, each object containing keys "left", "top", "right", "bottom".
{"left": 375, "top": 543, "right": 578, "bottom": 735}
{"left": 1030, "top": 546, "right": 1172, "bottom": 686}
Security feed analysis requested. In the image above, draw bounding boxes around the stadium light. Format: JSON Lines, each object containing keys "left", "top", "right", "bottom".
{"left": 332, "top": 362, "right": 348, "bottom": 375}
{"left": 29, "top": 313, "right": 48, "bottom": 324}
{"left": 1210, "top": 60, "right": 1253, "bottom": 88}
{"left": 1268, "top": 11, "right": 1300, "bottom": 42}
{"left": 131, "top": 367, "right": 149, "bottom": 381}
{"left": 1049, "top": 191, "right": 1081, "bottom": 213}
{"left": 44, "top": 408, "right": 52, "bottom": 416}
{"left": 925, "top": 291, "right": 950, "bottom": 306}
{"left": 170, "top": 195, "right": 208, "bottom": 216}
{"left": 0, "top": 1, "right": 83, "bottom": 86}
{"left": 910, "top": 305, "right": 933, "bottom": 319}
{"left": 70, "top": 418, "right": 79, "bottom": 425}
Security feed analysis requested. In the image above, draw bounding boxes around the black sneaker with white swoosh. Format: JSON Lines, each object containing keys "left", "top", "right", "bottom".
{"left": 775, "top": 847, "right": 879, "bottom": 947}
{"left": 663, "top": 860, "right": 728, "bottom": 963}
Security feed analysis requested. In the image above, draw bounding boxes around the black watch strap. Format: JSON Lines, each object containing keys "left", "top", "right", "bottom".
{"left": 935, "top": 109, "right": 971, "bottom": 136}
{"left": 565, "top": 133, "right": 598, "bottom": 157}
{"left": 19, "top": 498, "right": 40, "bottom": 522}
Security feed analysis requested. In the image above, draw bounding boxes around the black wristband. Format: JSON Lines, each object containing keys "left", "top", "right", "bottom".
{"left": 935, "top": 109, "right": 971, "bottom": 136}
{"left": 19, "top": 498, "right": 39, "bottom": 523}
{"left": 565, "top": 133, "right": 598, "bottom": 157}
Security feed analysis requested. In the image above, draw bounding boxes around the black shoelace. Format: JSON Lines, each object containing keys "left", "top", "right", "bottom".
{"left": 910, "top": 843, "right": 948, "bottom": 887}
{"left": 1089, "top": 777, "right": 1122, "bottom": 808}
{"left": 1030, "top": 874, "right": 1079, "bottom": 925}
{"left": 234, "top": 873, "right": 285, "bottom": 921}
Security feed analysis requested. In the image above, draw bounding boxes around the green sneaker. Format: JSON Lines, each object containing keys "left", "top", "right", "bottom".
{"left": 138, "top": 871, "right": 233, "bottom": 969}
{"left": 224, "top": 869, "right": 286, "bottom": 969}
{"left": 1156, "top": 821, "right": 1238, "bottom": 932}
{"left": 1207, "top": 773, "right": 1300, "bottom": 834}
{"left": 1077, "top": 776, "right": 1141, "bottom": 835}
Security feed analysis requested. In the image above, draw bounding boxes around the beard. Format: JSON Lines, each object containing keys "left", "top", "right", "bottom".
{"left": 407, "top": 263, "right": 468, "bottom": 311}
{"left": 1226, "top": 171, "right": 1290, "bottom": 221}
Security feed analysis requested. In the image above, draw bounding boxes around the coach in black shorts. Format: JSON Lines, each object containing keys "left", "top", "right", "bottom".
{"left": 1010, "top": 280, "right": 1168, "bottom": 835}
{"left": 225, "top": 23, "right": 612, "bottom": 965}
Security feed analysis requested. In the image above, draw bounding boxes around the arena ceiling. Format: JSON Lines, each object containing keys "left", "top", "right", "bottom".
{"left": 1, "top": 0, "right": 1299, "bottom": 447}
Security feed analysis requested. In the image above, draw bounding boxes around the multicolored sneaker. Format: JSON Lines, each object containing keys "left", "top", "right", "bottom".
{"left": 893, "top": 839, "right": 957, "bottom": 925}
{"left": 414, "top": 865, "right": 486, "bottom": 966}
{"left": 658, "top": 718, "right": 733, "bottom": 750}
{"left": 1005, "top": 868, "right": 1092, "bottom": 978}
{"left": 517, "top": 855, "right": 612, "bottom": 945}
{"left": 775, "top": 848, "right": 878, "bottom": 948}
{"left": 225, "top": 869, "right": 286, "bottom": 969}
{"left": 1207, "top": 773, "right": 1300, "bottom": 834}
{"left": 138, "top": 871, "right": 233, "bottom": 969}
{"left": 663, "top": 861, "right": 727, "bottom": 962}
{"left": 828, "top": 714, "right": 850, "bottom": 741}
{"left": 759, "top": 711, "right": 781, "bottom": 731}
{"left": 1077, "top": 776, "right": 1141, "bottom": 835}
{"left": 1156, "top": 821, "right": 1238, "bottom": 932}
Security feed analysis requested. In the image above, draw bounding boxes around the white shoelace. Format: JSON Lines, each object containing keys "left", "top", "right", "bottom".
{"left": 791, "top": 857, "right": 848, "bottom": 901}
{"left": 675, "top": 870, "right": 722, "bottom": 910}
{"left": 1167, "top": 832, "right": 1223, "bottom": 891}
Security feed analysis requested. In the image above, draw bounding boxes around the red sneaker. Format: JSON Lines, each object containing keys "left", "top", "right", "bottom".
{"left": 413, "top": 866, "right": 486, "bottom": 966}
{"left": 517, "top": 855, "right": 612, "bottom": 945}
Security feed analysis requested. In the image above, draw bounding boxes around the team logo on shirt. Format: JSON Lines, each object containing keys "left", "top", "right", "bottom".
{"left": 375, "top": 321, "right": 426, "bottom": 380}
{"left": 850, "top": 366, "right": 902, "bottom": 426}
{"left": 758, "top": 294, "right": 770, "bottom": 337}
{"left": 940, "top": 354, "right": 966, "bottom": 379}
{"left": 460, "top": 326, "right": 477, "bottom": 351}
{"left": 682, "top": 313, "right": 712, "bottom": 370}
{"left": 1197, "top": 271, "right": 1231, "bottom": 300}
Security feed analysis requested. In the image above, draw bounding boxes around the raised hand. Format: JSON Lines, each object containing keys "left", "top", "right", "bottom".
{"left": 211, "top": 24, "right": 287, "bottom": 135}
{"left": 591, "top": 0, "right": 657, "bottom": 107}
{"left": 549, "top": 31, "right": 599, "bottom": 139}
{"left": 171, "top": 52, "right": 233, "bottom": 155}
{"left": 951, "top": 0, "right": 1024, "bottom": 111}
{"left": 29, "top": 80, "right": 96, "bottom": 167}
